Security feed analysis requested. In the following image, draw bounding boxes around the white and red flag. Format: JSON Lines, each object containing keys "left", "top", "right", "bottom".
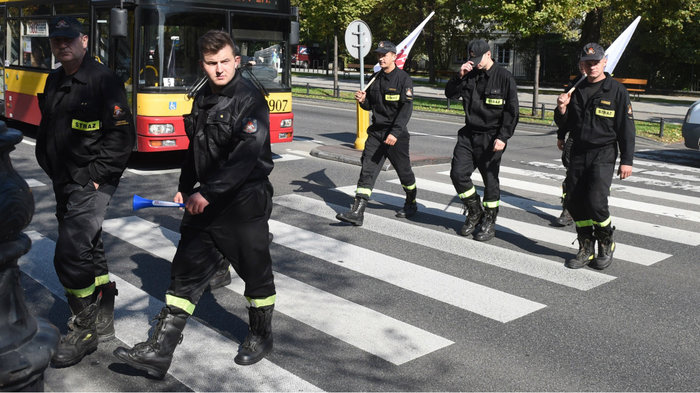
{"left": 373, "top": 11, "right": 435, "bottom": 72}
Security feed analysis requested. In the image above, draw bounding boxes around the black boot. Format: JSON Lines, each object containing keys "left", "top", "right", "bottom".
{"left": 207, "top": 257, "right": 232, "bottom": 291}
{"left": 234, "top": 305, "right": 274, "bottom": 366}
{"left": 474, "top": 207, "right": 498, "bottom": 241}
{"left": 113, "top": 306, "right": 188, "bottom": 379}
{"left": 459, "top": 194, "right": 483, "bottom": 236}
{"left": 396, "top": 187, "right": 417, "bottom": 218}
{"left": 555, "top": 197, "right": 574, "bottom": 226}
{"left": 591, "top": 225, "right": 616, "bottom": 270}
{"left": 565, "top": 227, "right": 596, "bottom": 269}
{"left": 96, "top": 281, "right": 118, "bottom": 340}
{"left": 51, "top": 291, "right": 101, "bottom": 368}
{"left": 336, "top": 196, "right": 368, "bottom": 226}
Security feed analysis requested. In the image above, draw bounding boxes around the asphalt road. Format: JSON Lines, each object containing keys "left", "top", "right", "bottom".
{"left": 7, "top": 100, "right": 700, "bottom": 391}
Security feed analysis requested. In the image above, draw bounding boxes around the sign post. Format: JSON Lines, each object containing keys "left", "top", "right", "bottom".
{"left": 344, "top": 20, "right": 372, "bottom": 150}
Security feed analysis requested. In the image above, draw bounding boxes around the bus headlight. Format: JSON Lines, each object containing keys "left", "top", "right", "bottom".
{"left": 280, "top": 119, "right": 293, "bottom": 128}
{"left": 149, "top": 123, "right": 175, "bottom": 134}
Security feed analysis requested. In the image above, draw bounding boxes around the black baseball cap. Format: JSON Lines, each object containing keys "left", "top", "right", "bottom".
{"left": 49, "top": 16, "right": 83, "bottom": 39}
{"left": 467, "top": 39, "right": 490, "bottom": 65}
{"left": 374, "top": 41, "right": 397, "bottom": 54}
{"left": 580, "top": 42, "right": 605, "bottom": 61}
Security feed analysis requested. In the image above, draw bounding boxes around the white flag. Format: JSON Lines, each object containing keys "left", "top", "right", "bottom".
{"left": 373, "top": 11, "right": 435, "bottom": 72}
{"left": 604, "top": 16, "right": 641, "bottom": 74}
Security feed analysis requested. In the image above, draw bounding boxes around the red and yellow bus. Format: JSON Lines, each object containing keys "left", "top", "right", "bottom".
{"left": 0, "top": 0, "right": 296, "bottom": 152}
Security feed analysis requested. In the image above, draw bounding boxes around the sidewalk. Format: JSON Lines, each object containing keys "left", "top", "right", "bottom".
{"left": 292, "top": 73, "right": 696, "bottom": 123}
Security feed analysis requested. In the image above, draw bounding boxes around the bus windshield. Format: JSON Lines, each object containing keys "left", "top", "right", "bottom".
{"left": 138, "top": 7, "right": 225, "bottom": 91}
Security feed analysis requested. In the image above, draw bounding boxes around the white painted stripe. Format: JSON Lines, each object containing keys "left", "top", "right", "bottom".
{"left": 285, "top": 149, "right": 312, "bottom": 157}
{"left": 435, "top": 170, "right": 700, "bottom": 222}
{"left": 26, "top": 178, "right": 46, "bottom": 187}
{"left": 126, "top": 168, "right": 181, "bottom": 175}
{"left": 638, "top": 170, "right": 700, "bottom": 182}
{"left": 276, "top": 193, "right": 615, "bottom": 291}
{"left": 532, "top": 206, "right": 700, "bottom": 246}
{"left": 272, "top": 153, "right": 305, "bottom": 162}
{"left": 19, "top": 231, "right": 321, "bottom": 392}
{"left": 521, "top": 163, "right": 700, "bottom": 201}
{"left": 101, "top": 217, "right": 453, "bottom": 364}
{"left": 269, "top": 220, "right": 545, "bottom": 323}
{"left": 21, "top": 139, "right": 36, "bottom": 146}
{"left": 634, "top": 155, "right": 700, "bottom": 174}
{"left": 387, "top": 179, "right": 672, "bottom": 266}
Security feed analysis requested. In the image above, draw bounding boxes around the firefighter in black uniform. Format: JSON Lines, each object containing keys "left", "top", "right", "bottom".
{"left": 336, "top": 41, "right": 417, "bottom": 226}
{"left": 555, "top": 43, "right": 635, "bottom": 270}
{"left": 445, "top": 39, "right": 519, "bottom": 241}
{"left": 35, "top": 17, "right": 134, "bottom": 368}
{"left": 114, "top": 31, "right": 276, "bottom": 378}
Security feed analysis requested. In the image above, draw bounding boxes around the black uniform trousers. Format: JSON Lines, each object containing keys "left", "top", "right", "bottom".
{"left": 357, "top": 128, "right": 415, "bottom": 193}
{"left": 53, "top": 181, "right": 116, "bottom": 292}
{"left": 565, "top": 144, "right": 617, "bottom": 225}
{"left": 450, "top": 127, "right": 505, "bottom": 203}
{"left": 168, "top": 180, "right": 275, "bottom": 306}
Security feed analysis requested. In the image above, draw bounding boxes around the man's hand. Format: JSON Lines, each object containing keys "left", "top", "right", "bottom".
{"left": 493, "top": 138, "right": 506, "bottom": 152}
{"left": 557, "top": 92, "right": 571, "bottom": 115}
{"left": 174, "top": 192, "right": 186, "bottom": 204}
{"left": 618, "top": 164, "right": 633, "bottom": 180}
{"left": 557, "top": 139, "right": 565, "bottom": 151}
{"left": 184, "top": 192, "right": 209, "bottom": 215}
{"left": 384, "top": 134, "right": 397, "bottom": 146}
{"left": 459, "top": 61, "right": 474, "bottom": 78}
{"left": 355, "top": 90, "right": 366, "bottom": 104}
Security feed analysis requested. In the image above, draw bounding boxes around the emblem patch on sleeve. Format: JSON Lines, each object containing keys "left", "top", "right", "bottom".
{"left": 243, "top": 118, "right": 258, "bottom": 134}
{"left": 405, "top": 88, "right": 413, "bottom": 97}
{"left": 113, "top": 105, "right": 125, "bottom": 118}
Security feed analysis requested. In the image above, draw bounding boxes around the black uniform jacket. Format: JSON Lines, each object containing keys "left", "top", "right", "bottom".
{"left": 178, "top": 72, "right": 273, "bottom": 206}
{"left": 554, "top": 73, "right": 635, "bottom": 166}
{"left": 445, "top": 63, "right": 519, "bottom": 142}
{"left": 36, "top": 56, "right": 134, "bottom": 186}
{"left": 360, "top": 66, "right": 413, "bottom": 138}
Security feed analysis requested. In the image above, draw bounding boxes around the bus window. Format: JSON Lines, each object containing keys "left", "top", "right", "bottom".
{"left": 7, "top": 19, "right": 20, "bottom": 66}
{"left": 94, "top": 9, "right": 133, "bottom": 86}
{"left": 20, "top": 20, "right": 51, "bottom": 69}
{"left": 231, "top": 14, "right": 289, "bottom": 90}
{"left": 138, "top": 7, "right": 225, "bottom": 90}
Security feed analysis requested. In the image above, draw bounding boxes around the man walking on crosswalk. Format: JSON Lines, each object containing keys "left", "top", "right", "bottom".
{"left": 114, "top": 30, "right": 277, "bottom": 378}
{"left": 336, "top": 41, "right": 418, "bottom": 226}
{"left": 445, "top": 39, "right": 519, "bottom": 241}
{"left": 555, "top": 43, "right": 636, "bottom": 270}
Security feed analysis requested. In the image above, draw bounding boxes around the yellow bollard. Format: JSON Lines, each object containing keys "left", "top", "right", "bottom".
{"left": 354, "top": 101, "right": 369, "bottom": 150}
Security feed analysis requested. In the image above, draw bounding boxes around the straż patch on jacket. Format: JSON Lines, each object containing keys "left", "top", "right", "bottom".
{"left": 243, "top": 118, "right": 258, "bottom": 134}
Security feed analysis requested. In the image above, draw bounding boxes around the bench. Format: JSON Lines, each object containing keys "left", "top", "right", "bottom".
{"left": 345, "top": 63, "right": 375, "bottom": 77}
{"left": 614, "top": 78, "right": 647, "bottom": 100}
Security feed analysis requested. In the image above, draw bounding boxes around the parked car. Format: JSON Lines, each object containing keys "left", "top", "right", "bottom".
{"left": 682, "top": 99, "right": 700, "bottom": 150}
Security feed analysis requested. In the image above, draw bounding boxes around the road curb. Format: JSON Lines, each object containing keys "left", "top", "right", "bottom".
{"left": 310, "top": 144, "right": 451, "bottom": 170}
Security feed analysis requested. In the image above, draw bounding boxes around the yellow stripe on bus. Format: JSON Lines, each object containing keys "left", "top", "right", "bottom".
{"left": 5, "top": 69, "right": 49, "bottom": 96}
{"left": 136, "top": 93, "right": 194, "bottom": 117}
{"left": 137, "top": 90, "right": 293, "bottom": 116}
{"left": 266, "top": 91, "right": 292, "bottom": 113}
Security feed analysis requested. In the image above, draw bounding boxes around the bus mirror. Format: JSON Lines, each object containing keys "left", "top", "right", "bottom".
{"left": 110, "top": 8, "right": 128, "bottom": 38}
{"left": 290, "top": 21, "right": 300, "bottom": 46}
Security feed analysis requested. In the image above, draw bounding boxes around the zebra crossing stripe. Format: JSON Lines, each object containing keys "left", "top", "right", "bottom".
{"left": 384, "top": 180, "right": 671, "bottom": 266}
{"left": 268, "top": 219, "right": 546, "bottom": 323}
{"left": 19, "top": 231, "right": 321, "bottom": 392}
{"left": 101, "top": 217, "right": 454, "bottom": 365}
{"left": 275, "top": 193, "right": 615, "bottom": 291}
{"left": 435, "top": 171, "right": 700, "bottom": 223}
{"left": 272, "top": 153, "right": 305, "bottom": 162}
{"left": 503, "top": 165, "right": 700, "bottom": 206}
{"left": 532, "top": 206, "right": 700, "bottom": 246}
{"left": 25, "top": 179, "right": 46, "bottom": 187}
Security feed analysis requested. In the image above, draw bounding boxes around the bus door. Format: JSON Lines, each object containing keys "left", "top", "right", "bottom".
{"left": 92, "top": 6, "right": 134, "bottom": 112}
{"left": 0, "top": 4, "right": 5, "bottom": 117}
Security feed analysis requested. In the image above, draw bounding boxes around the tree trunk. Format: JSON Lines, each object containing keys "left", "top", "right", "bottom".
{"left": 580, "top": 8, "right": 603, "bottom": 46}
{"left": 532, "top": 38, "right": 541, "bottom": 116}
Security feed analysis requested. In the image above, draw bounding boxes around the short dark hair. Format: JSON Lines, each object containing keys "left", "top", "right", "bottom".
{"left": 197, "top": 30, "right": 235, "bottom": 58}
